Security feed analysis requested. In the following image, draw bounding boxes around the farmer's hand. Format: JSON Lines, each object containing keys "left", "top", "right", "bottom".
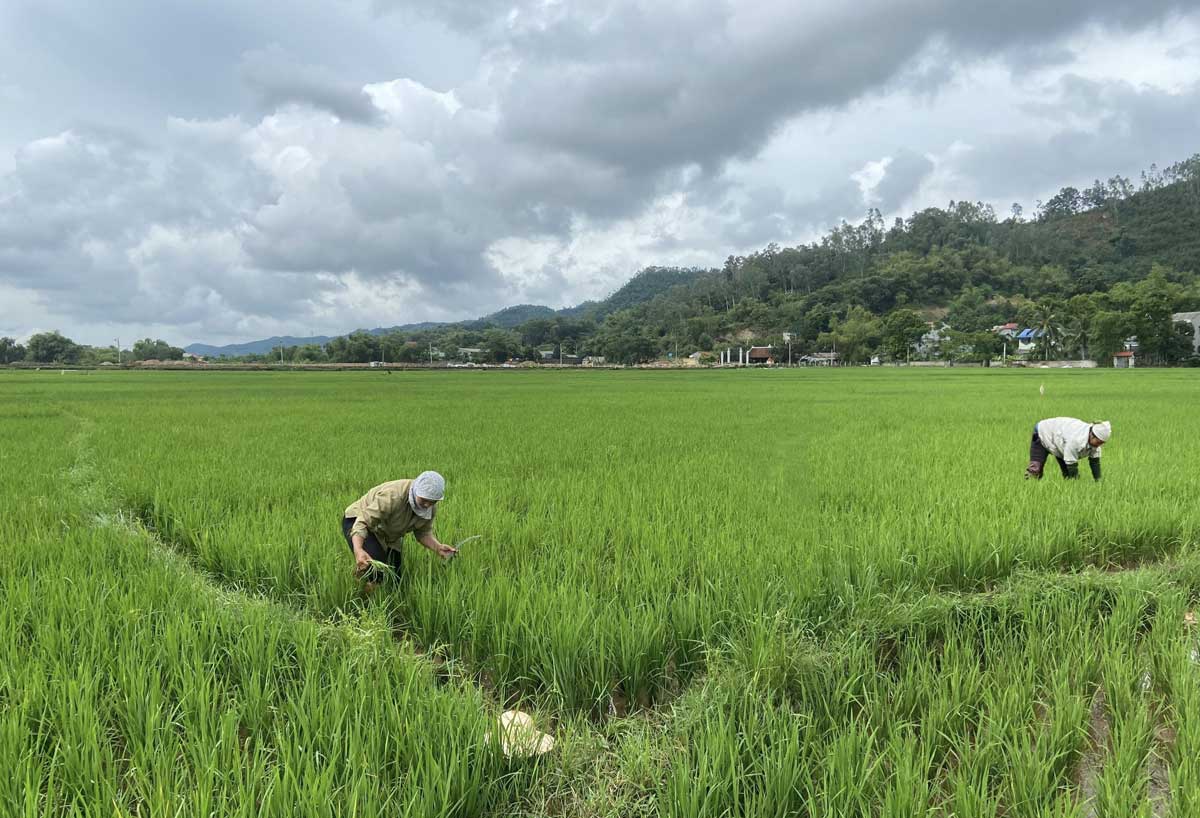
{"left": 433, "top": 542, "right": 458, "bottom": 560}
{"left": 353, "top": 545, "right": 372, "bottom": 574}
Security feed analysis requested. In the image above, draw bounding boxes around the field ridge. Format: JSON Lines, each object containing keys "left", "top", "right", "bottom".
{"left": 61, "top": 410, "right": 440, "bottom": 667}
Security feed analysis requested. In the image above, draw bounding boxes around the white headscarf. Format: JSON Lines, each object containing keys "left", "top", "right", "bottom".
{"left": 409, "top": 470, "right": 445, "bottom": 519}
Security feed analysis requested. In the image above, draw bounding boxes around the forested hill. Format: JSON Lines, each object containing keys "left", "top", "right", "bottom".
{"left": 589, "top": 267, "right": 707, "bottom": 319}
{"left": 644, "top": 157, "right": 1199, "bottom": 318}
{"left": 577, "top": 154, "right": 1200, "bottom": 364}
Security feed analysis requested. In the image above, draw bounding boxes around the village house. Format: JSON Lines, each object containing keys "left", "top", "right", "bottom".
{"left": 747, "top": 346, "right": 773, "bottom": 365}
{"left": 1015, "top": 328, "right": 1042, "bottom": 355}
{"left": 800, "top": 352, "right": 839, "bottom": 366}
{"left": 1174, "top": 311, "right": 1200, "bottom": 354}
{"left": 1113, "top": 350, "right": 1135, "bottom": 369}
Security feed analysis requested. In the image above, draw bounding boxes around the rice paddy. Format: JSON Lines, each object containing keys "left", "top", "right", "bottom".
{"left": 4, "top": 367, "right": 1200, "bottom": 816}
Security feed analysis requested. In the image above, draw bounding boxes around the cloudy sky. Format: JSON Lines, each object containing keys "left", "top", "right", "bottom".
{"left": 2, "top": 1, "right": 1200, "bottom": 346}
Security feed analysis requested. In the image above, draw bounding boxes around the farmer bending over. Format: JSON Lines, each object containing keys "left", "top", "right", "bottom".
{"left": 342, "top": 471, "right": 457, "bottom": 587}
{"left": 1025, "top": 418, "right": 1111, "bottom": 481}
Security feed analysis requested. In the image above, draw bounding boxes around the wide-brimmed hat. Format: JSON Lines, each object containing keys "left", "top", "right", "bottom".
{"left": 486, "top": 710, "right": 555, "bottom": 758}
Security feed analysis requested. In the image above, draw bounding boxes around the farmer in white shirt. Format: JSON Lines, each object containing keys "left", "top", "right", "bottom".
{"left": 1025, "top": 418, "right": 1111, "bottom": 481}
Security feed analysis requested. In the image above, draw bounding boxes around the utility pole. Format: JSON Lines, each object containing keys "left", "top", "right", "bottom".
{"left": 114, "top": 338, "right": 121, "bottom": 365}
{"left": 428, "top": 342, "right": 433, "bottom": 366}
{"left": 280, "top": 343, "right": 284, "bottom": 365}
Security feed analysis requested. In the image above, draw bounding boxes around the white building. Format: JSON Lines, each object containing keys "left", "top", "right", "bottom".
{"left": 916, "top": 323, "right": 950, "bottom": 356}
{"left": 1174, "top": 311, "right": 1200, "bottom": 354}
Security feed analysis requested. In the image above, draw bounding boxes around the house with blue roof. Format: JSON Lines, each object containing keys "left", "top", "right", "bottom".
{"left": 1016, "top": 328, "right": 1043, "bottom": 355}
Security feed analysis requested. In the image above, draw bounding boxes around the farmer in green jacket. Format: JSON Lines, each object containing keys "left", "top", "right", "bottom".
{"left": 342, "top": 471, "right": 457, "bottom": 586}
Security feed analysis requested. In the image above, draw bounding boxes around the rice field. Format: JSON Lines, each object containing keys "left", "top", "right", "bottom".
{"left": 4, "top": 367, "right": 1200, "bottom": 816}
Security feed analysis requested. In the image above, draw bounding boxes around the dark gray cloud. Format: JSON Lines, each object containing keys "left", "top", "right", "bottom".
{"left": 710, "top": 146, "right": 934, "bottom": 249}
{"left": 722, "top": 186, "right": 793, "bottom": 248}
{"left": 373, "top": 0, "right": 515, "bottom": 34}
{"left": 0, "top": 125, "right": 328, "bottom": 333}
{"left": 874, "top": 150, "right": 936, "bottom": 213}
{"left": 239, "top": 47, "right": 382, "bottom": 123}
{"left": 957, "top": 75, "right": 1200, "bottom": 204}
{"left": 475, "top": 0, "right": 1198, "bottom": 177}
{"left": 0, "top": 0, "right": 477, "bottom": 148}
{"left": 718, "top": 178, "right": 867, "bottom": 249}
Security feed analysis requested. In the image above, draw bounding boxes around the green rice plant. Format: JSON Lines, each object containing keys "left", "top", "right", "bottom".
{"left": 1092, "top": 624, "right": 1156, "bottom": 817}
{"left": 878, "top": 729, "right": 936, "bottom": 817}
{"left": 813, "top": 721, "right": 882, "bottom": 816}
{"left": 7, "top": 367, "right": 1200, "bottom": 814}
{"left": 944, "top": 752, "right": 1000, "bottom": 818}
{"left": 1167, "top": 655, "right": 1200, "bottom": 818}
{"left": 0, "top": 424, "right": 533, "bottom": 818}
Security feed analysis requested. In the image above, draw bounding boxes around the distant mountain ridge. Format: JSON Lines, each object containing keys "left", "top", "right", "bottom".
{"left": 184, "top": 307, "right": 565, "bottom": 357}
{"left": 186, "top": 326, "right": 439, "bottom": 358}
{"left": 185, "top": 269, "right": 704, "bottom": 357}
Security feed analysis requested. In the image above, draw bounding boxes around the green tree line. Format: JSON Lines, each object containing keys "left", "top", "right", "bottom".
{"left": 1, "top": 333, "right": 185, "bottom": 365}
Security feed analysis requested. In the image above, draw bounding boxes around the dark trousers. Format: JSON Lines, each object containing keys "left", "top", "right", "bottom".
{"left": 342, "top": 517, "right": 403, "bottom": 582}
{"left": 1028, "top": 428, "right": 1070, "bottom": 478}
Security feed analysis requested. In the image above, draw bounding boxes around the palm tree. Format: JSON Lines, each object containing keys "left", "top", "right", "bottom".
{"left": 1033, "top": 302, "right": 1064, "bottom": 361}
{"left": 1061, "top": 316, "right": 1091, "bottom": 360}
